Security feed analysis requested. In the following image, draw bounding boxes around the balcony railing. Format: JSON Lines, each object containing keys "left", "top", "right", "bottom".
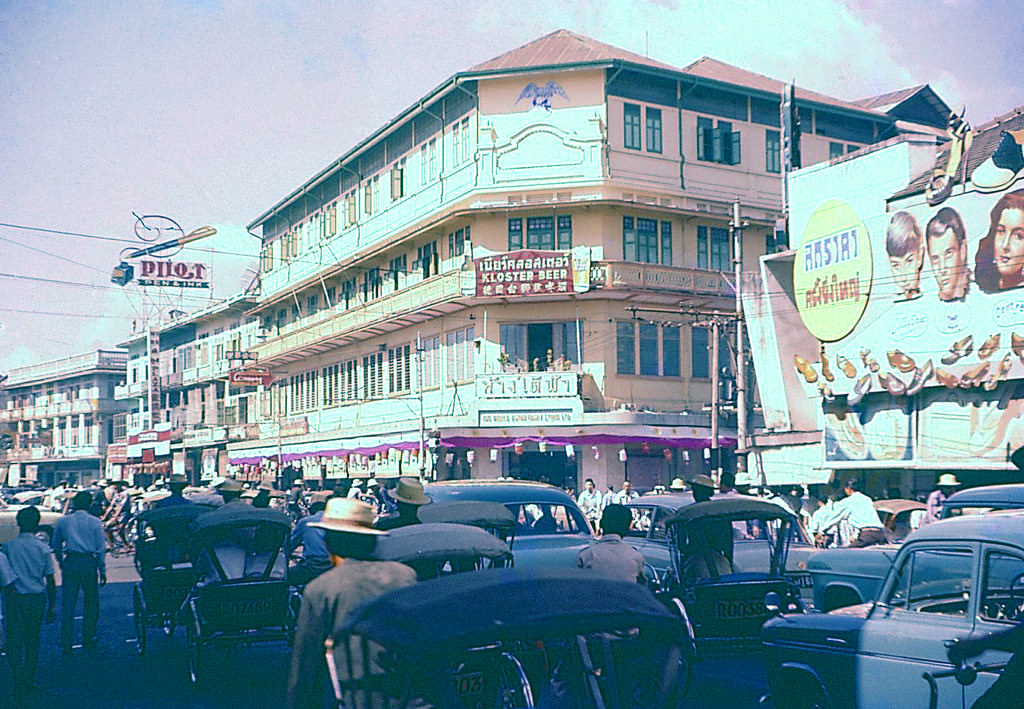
{"left": 4, "top": 349, "right": 127, "bottom": 387}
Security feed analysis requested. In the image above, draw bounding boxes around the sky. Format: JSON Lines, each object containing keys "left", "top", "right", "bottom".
{"left": 1, "top": 0, "right": 1021, "bottom": 372}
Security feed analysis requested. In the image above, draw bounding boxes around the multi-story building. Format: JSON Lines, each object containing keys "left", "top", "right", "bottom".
{"left": 114, "top": 294, "right": 260, "bottom": 485}
{"left": 222, "top": 29, "right": 947, "bottom": 492}
{"left": 0, "top": 350, "right": 127, "bottom": 486}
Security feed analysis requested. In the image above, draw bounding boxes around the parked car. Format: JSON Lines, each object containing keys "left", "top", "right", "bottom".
{"left": 0, "top": 497, "right": 62, "bottom": 544}
{"left": 625, "top": 492, "right": 816, "bottom": 602}
{"left": 423, "top": 480, "right": 594, "bottom": 569}
{"left": 874, "top": 498, "right": 926, "bottom": 542}
{"left": 808, "top": 485, "right": 1024, "bottom": 612}
{"left": 762, "top": 510, "right": 1024, "bottom": 709}
{"left": 941, "top": 483, "right": 1024, "bottom": 519}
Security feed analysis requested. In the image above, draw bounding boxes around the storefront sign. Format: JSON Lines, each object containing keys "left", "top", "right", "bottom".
{"left": 479, "top": 410, "right": 575, "bottom": 426}
{"left": 147, "top": 328, "right": 161, "bottom": 426}
{"left": 229, "top": 369, "right": 274, "bottom": 387}
{"left": 476, "top": 372, "right": 578, "bottom": 399}
{"left": 182, "top": 427, "right": 227, "bottom": 446}
{"left": 793, "top": 199, "right": 873, "bottom": 341}
{"left": 137, "top": 259, "right": 211, "bottom": 288}
{"left": 474, "top": 250, "right": 577, "bottom": 297}
{"left": 279, "top": 417, "right": 309, "bottom": 438}
{"left": 106, "top": 443, "right": 128, "bottom": 464}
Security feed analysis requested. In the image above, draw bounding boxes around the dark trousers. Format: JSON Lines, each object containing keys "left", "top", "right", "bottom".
{"left": 6, "top": 592, "right": 46, "bottom": 687}
{"left": 849, "top": 527, "right": 887, "bottom": 548}
{"left": 60, "top": 552, "right": 99, "bottom": 648}
{"left": 972, "top": 650, "right": 1024, "bottom": 709}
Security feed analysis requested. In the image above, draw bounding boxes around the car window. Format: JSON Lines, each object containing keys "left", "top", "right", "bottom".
{"left": 625, "top": 507, "right": 651, "bottom": 538}
{"left": 887, "top": 548, "right": 972, "bottom": 615}
{"left": 980, "top": 551, "right": 1024, "bottom": 624}
{"left": 507, "top": 503, "right": 584, "bottom": 536}
{"left": 943, "top": 505, "right": 999, "bottom": 518}
{"left": 650, "top": 507, "right": 671, "bottom": 542}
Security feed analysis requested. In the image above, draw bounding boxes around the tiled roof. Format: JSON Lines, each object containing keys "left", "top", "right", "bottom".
{"left": 681, "top": 56, "right": 881, "bottom": 114}
{"left": 854, "top": 85, "right": 928, "bottom": 111}
{"left": 891, "top": 105, "right": 1024, "bottom": 199}
{"left": 471, "top": 28, "right": 678, "bottom": 73}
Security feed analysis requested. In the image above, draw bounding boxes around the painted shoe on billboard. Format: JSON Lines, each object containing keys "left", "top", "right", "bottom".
{"left": 971, "top": 130, "right": 1024, "bottom": 193}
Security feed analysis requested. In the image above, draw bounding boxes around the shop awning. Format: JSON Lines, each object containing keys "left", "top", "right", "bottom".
{"left": 228, "top": 430, "right": 422, "bottom": 465}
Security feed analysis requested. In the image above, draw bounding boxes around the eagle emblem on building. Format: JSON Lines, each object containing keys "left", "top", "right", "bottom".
{"left": 516, "top": 81, "right": 569, "bottom": 111}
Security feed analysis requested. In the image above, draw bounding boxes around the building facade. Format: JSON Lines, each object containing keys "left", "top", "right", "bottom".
{"left": 0, "top": 350, "right": 128, "bottom": 487}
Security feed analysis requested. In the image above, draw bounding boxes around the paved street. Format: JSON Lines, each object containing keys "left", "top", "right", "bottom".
{"left": 1, "top": 554, "right": 770, "bottom": 708}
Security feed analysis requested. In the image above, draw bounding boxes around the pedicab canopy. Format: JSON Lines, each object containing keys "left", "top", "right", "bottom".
{"left": 134, "top": 505, "right": 207, "bottom": 572}
{"left": 372, "top": 522, "right": 512, "bottom": 571}
{"left": 415, "top": 501, "right": 516, "bottom": 539}
{"left": 665, "top": 497, "right": 796, "bottom": 527}
{"left": 340, "top": 567, "right": 684, "bottom": 654}
{"left": 189, "top": 506, "right": 293, "bottom": 583}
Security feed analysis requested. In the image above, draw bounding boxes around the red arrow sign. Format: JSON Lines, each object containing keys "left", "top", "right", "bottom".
{"left": 229, "top": 370, "right": 274, "bottom": 387}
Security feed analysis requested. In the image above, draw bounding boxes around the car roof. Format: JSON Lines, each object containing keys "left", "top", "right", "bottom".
{"left": 944, "top": 484, "right": 1024, "bottom": 506}
{"left": 904, "top": 508, "right": 1024, "bottom": 546}
{"left": 424, "top": 480, "right": 576, "bottom": 504}
{"left": 667, "top": 497, "right": 794, "bottom": 525}
{"left": 627, "top": 492, "right": 694, "bottom": 509}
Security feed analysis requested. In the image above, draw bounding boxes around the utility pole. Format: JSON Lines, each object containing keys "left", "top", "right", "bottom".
{"left": 731, "top": 200, "right": 748, "bottom": 480}
{"left": 709, "top": 319, "right": 720, "bottom": 485}
{"left": 416, "top": 332, "right": 426, "bottom": 478}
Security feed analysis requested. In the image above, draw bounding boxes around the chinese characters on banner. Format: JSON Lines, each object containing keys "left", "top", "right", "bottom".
{"left": 475, "top": 249, "right": 585, "bottom": 297}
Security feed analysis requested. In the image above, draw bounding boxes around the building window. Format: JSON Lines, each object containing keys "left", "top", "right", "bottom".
{"left": 325, "top": 286, "right": 336, "bottom": 307}
{"left": 696, "top": 226, "right": 730, "bottom": 271}
{"left": 847, "top": 144, "right": 859, "bottom": 154}
{"left": 663, "top": 324, "right": 680, "bottom": 377}
{"left": 340, "top": 359, "right": 359, "bottom": 401}
{"left": 388, "top": 344, "right": 411, "bottom": 394}
{"left": 448, "top": 226, "right": 468, "bottom": 257}
{"left": 557, "top": 215, "right": 572, "bottom": 250}
{"left": 446, "top": 326, "right": 475, "bottom": 382}
{"left": 624, "top": 103, "right": 642, "bottom": 150}
{"left": 341, "top": 278, "right": 357, "bottom": 309}
{"left": 460, "top": 118, "right": 471, "bottom": 162}
{"left": 363, "top": 267, "right": 382, "bottom": 301}
{"left": 639, "top": 322, "right": 659, "bottom": 376}
{"left": 697, "top": 116, "right": 741, "bottom": 165}
{"left": 766, "top": 129, "right": 781, "bottom": 173}
{"left": 322, "top": 364, "right": 339, "bottom": 407}
{"left": 623, "top": 216, "right": 636, "bottom": 261}
{"left": 452, "top": 121, "right": 461, "bottom": 167}
{"left": 637, "top": 218, "right": 658, "bottom": 263}
{"left": 660, "top": 221, "right": 673, "bottom": 265}
{"left": 363, "top": 352, "right": 384, "bottom": 399}
{"left": 415, "top": 241, "right": 438, "bottom": 278}
{"left": 645, "top": 107, "right": 662, "bottom": 154}
{"left": 526, "top": 217, "right": 554, "bottom": 249}
{"left": 616, "top": 321, "right": 636, "bottom": 375}
{"left": 389, "top": 254, "right": 407, "bottom": 290}
{"left": 691, "top": 327, "right": 709, "bottom": 379}
{"left": 500, "top": 321, "right": 581, "bottom": 370}
{"left": 420, "top": 335, "right": 441, "bottom": 389}
{"left": 420, "top": 138, "right": 438, "bottom": 186}
{"left": 829, "top": 141, "right": 845, "bottom": 160}
{"left": 508, "top": 218, "right": 523, "bottom": 250}
{"left": 391, "top": 161, "right": 405, "bottom": 200}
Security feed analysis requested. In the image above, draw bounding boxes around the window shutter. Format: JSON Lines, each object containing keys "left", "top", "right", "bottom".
{"left": 731, "top": 130, "right": 741, "bottom": 165}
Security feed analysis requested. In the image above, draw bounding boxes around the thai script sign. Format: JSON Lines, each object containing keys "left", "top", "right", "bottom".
{"left": 475, "top": 372, "right": 578, "bottom": 399}
{"left": 793, "top": 199, "right": 873, "bottom": 341}
{"left": 137, "top": 259, "right": 210, "bottom": 288}
{"left": 475, "top": 250, "right": 574, "bottom": 297}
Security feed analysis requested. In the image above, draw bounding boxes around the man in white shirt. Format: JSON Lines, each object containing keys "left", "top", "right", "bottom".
{"left": 576, "top": 478, "right": 602, "bottom": 530}
{"left": 817, "top": 479, "right": 887, "bottom": 548}
{"left": 52, "top": 490, "right": 106, "bottom": 653}
{"left": 3, "top": 507, "right": 57, "bottom": 693}
{"left": 613, "top": 480, "right": 639, "bottom": 505}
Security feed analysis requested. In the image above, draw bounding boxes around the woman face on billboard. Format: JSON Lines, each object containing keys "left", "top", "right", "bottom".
{"left": 994, "top": 206, "right": 1024, "bottom": 288}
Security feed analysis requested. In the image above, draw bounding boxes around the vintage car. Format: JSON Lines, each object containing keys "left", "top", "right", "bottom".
{"left": 941, "top": 483, "right": 1024, "bottom": 519}
{"left": 0, "top": 497, "right": 62, "bottom": 544}
{"left": 874, "top": 498, "right": 926, "bottom": 541}
{"left": 663, "top": 497, "right": 806, "bottom": 658}
{"left": 808, "top": 486, "right": 1024, "bottom": 612}
{"left": 762, "top": 510, "right": 1024, "bottom": 709}
{"left": 424, "top": 480, "right": 594, "bottom": 570}
{"left": 625, "top": 492, "right": 816, "bottom": 601}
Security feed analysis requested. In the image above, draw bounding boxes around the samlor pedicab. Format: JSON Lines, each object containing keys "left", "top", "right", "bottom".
{"left": 184, "top": 505, "right": 297, "bottom": 684}
{"left": 416, "top": 500, "right": 517, "bottom": 545}
{"left": 131, "top": 504, "right": 205, "bottom": 654}
{"left": 326, "top": 567, "right": 690, "bottom": 709}
{"left": 372, "top": 521, "right": 513, "bottom": 579}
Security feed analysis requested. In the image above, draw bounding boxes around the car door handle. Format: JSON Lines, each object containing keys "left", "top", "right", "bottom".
{"left": 825, "top": 636, "right": 848, "bottom": 646}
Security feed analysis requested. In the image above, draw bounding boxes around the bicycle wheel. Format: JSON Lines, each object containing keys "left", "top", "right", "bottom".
{"left": 133, "top": 584, "right": 147, "bottom": 655}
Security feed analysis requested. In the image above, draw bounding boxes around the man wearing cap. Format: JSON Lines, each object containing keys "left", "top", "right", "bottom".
{"left": 576, "top": 504, "right": 645, "bottom": 583}
{"left": 374, "top": 477, "right": 431, "bottom": 531}
{"left": 213, "top": 477, "right": 248, "bottom": 508}
{"left": 668, "top": 478, "right": 688, "bottom": 493}
{"left": 51, "top": 490, "right": 106, "bottom": 653}
{"left": 287, "top": 498, "right": 416, "bottom": 709}
{"left": 153, "top": 474, "right": 194, "bottom": 508}
{"left": 925, "top": 473, "right": 960, "bottom": 524}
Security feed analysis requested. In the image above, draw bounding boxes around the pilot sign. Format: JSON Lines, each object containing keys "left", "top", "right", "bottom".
{"left": 137, "top": 259, "right": 211, "bottom": 288}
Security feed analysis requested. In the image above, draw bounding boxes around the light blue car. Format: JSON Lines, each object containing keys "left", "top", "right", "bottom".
{"left": 762, "top": 511, "right": 1024, "bottom": 708}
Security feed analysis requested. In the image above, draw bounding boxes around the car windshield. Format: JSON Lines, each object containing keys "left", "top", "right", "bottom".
{"left": 505, "top": 502, "right": 586, "bottom": 536}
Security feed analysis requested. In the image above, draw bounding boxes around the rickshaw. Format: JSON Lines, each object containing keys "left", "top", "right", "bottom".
{"left": 373, "top": 521, "right": 513, "bottom": 579}
{"left": 416, "top": 500, "right": 517, "bottom": 544}
{"left": 131, "top": 504, "right": 205, "bottom": 654}
{"left": 184, "top": 506, "right": 296, "bottom": 684}
{"left": 326, "top": 568, "right": 690, "bottom": 709}
{"left": 664, "top": 497, "right": 805, "bottom": 657}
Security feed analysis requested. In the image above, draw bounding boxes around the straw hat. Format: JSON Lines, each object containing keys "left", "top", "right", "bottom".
{"left": 937, "top": 473, "right": 961, "bottom": 487}
{"left": 690, "top": 474, "right": 717, "bottom": 490}
{"left": 216, "top": 478, "right": 243, "bottom": 492}
{"left": 668, "top": 477, "right": 687, "bottom": 491}
{"left": 310, "top": 498, "right": 386, "bottom": 535}
{"left": 390, "top": 477, "right": 432, "bottom": 505}
{"left": 168, "top": 474, "right": 188, "bottom": 486}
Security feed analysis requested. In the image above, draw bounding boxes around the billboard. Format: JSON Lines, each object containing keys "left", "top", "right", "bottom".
{"left": 137, "top": 259, "right": 211, "bottom": 288}
{"left": 472, "top": 248, "right": 590, "bottom": 298}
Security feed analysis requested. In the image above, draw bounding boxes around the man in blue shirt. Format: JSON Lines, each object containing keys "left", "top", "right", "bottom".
{"left": 3, "top": 507, "right": 56, "bottom": 694}
{"left": 153, "top": 474, "right": 194, "bottom": 508}
{"left": 52, "top": 490, "right": 106, "bottom": 653}
{"left": 287, "top": 500, "right": 331, "bottom": 587}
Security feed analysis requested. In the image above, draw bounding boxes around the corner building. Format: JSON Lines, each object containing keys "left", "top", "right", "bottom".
{"left": 228, "top": 30, "right": 917, "bottom": 491}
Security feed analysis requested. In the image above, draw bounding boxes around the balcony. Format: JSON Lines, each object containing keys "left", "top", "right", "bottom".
{"left": 4, "top": 349, "right": 127, "bottom": 387}
{"left": 254, "top": 270, "right": 465, "bottom": 366}
{"left": 115, "top": 381, "right": 147, "bottom": 399}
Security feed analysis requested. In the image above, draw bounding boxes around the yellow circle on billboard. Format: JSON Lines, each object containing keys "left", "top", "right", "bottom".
{"left": 793, "top": 199, "right": 872, "bottom": 342}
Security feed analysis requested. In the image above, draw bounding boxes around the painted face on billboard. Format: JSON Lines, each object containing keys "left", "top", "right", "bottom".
{"left": 889, "top": 251, "right": 923, "bottom": 299}
{"left": 929, "top": 227, "right": 968, "bottom": 300}
{"left": 994, "top": 207, "right": 1024, "bottom": 288}
{"left": 885, "top": 211, "right": 924, "bottom": 300}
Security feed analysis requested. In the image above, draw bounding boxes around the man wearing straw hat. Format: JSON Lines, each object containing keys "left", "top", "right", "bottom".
{"left": 286, "top": 498, "right": 416, "bottom": 709}
{"left": 925, "top": 473, "right": 961, "bottom": 524}
{"left": 374, "top": 477, "right": 431, "bottom": 531}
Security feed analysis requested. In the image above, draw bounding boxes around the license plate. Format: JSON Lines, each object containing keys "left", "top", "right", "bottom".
{"left": 714, "top": 599, "right": 765, "bottom": 619}
{"left": 788, "top": 571, "right": 813, "bottom": 588}
{"left": 453, "top": 672, "right": 484, "bottom": 696}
